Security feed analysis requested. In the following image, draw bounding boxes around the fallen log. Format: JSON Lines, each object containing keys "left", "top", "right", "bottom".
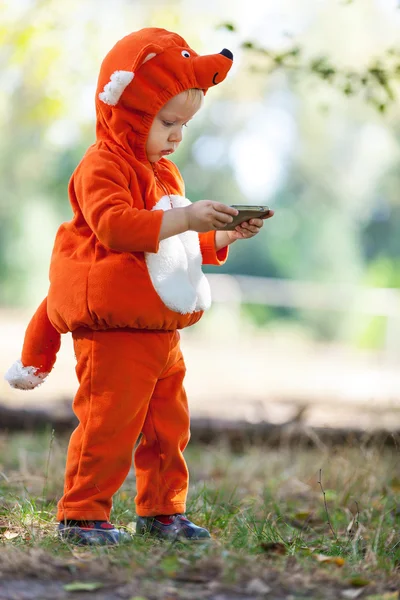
{"left": 0, "top": 401, "right": 76, "bottom": 433}
{"left": 0, "top": 402, "right": 399, "bottom": 448}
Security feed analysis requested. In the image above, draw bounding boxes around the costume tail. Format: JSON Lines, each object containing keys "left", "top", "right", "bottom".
{"left": 4, "top": 297, "right": 61, "bottom": 390}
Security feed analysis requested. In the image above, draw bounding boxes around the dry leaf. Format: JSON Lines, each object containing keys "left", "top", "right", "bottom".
{"left": 61, "top": 558, "right": 91, "bottom": 571}
{"left": 342, "top": 589, "right": 364, "bottom": 599}
{"left": 314, "top": 553, "right": 345, "bottom": 566}
{"left": 347, "top": 517, "right": 356, "bottom": 535}
{"left": 246, "top": 578, "right": 271, "bottom": 595}
{"left": 260, "top": 541, "right": 286, "bottom": 554}
{"left": 71, "top": 549, "right": 95, "bottom": 561}
{"left": 4, "top": 531, "right": 19, "bottom": 540}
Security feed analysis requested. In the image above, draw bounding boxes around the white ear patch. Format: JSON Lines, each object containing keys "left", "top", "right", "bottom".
{"left": 99, "top": 70, "right": 134, "bottom": 106}
{"left": 142, "top": 52, "right": 157, "bottom": 64}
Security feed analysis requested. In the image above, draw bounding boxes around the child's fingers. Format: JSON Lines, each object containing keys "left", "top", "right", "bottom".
{"left": 263, "top": 210, "right": 274, "bottom": 219}
{"left": 212, "top": 207, "right": 235, "bottom": 225}
{"left": 248, "top": 218, "right": 264, "bottom": 227}
{"left": 241, "top": 220, "right": 261, "bottom": 233}
{"left": 213, "top": 203, "right": 239, "bottom": 216}
{"left": 235, "top": 225, "right": 252, "bottom": 236}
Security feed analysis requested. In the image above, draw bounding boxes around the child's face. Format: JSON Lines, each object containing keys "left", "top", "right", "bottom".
{"left": 146, "top": 90, "right": 204, "bottom": 163}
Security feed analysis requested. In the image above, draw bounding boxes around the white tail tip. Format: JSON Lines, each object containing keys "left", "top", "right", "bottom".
{"left": 4, "top": 359, "right": 49, "bottom": 390}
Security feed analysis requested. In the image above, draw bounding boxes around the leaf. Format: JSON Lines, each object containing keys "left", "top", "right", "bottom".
{"left": 71, "top": 549, "right": 95, "bottom": 561}
{"left": 389, "top": 478, "right": 400, "bottom": 493}
{"left": 294, "top": 511, "right": 313, "bottom": 521}
{"left": 61, "top": 559, "right": 91, "bottom": 571}
{"left": 260, "top": 541, "right": 286, "bottom": 555}
{"left": 3, "top": 531, "right": 19, "bottom": 540}
{"left": 299, "top": 546, "right": 314, "bottom": 555}
{"left": 63, "top": 582, "right": 104, "bottom": 592}
{"left": 160, "top": 555, "right": 179, "bottom": 577}
{"left": 217, "top": 23, "right": 236, "bottom": 32}
{"left": 347, "top": 517, "right": 356, "bottom": 536}
{"left": 246, "top": 578, "right": 271, "bottom": 595}
{"left": 348, "top": 576, "right": 371, "bottom": 587}
{"left": 342, "top": 590, "right": 364, "bottom": 599}
{"left": 314, "top": 553, "right": 345, "bottom": 566}
{"left": 130, "top": 597, "right": 149, "bottom": 600}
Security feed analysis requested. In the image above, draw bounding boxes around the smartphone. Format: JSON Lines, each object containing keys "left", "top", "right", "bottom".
{"left": 218, "top": 205, "right": 271, "bottom": 231}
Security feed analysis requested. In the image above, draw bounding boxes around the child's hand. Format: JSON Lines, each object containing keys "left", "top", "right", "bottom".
{"left": 225, "top": 210, "right": 274, "bottom": 241}
{"left": 185, "top": 201, "right": 239, "bottom": 232}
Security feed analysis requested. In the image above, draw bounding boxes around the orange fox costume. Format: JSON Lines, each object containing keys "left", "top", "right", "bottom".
{"left": 5, "top": 28, "right": 233, "bottom": 521}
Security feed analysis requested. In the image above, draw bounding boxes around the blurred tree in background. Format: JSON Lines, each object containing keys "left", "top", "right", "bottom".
{"left": 1, "top": 0, "right": 400, "bottom": 349}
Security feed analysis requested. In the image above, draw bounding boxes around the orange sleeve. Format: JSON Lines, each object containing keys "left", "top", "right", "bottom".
{"left": 73, "top": 150, "right": 164, "bottom": 253}
{"left": 21, "top": 297, "right": 61, "bottom": 374}
{"left": 199, "top": 231, "right": 229, "bottom": 265}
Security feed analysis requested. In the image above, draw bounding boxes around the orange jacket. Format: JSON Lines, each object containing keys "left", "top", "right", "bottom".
{"left": 49, "top": 27, "right": 233, "bottom": 333}
{"left": 5, "top": 28, "right": 233, "bottom": 388}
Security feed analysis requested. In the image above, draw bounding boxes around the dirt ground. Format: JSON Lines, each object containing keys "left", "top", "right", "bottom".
{"left": 0, "top": 549, "right": 399, "bottom": 600}
{"left": 0, "top": 576, "right": 393, "bottom": 600}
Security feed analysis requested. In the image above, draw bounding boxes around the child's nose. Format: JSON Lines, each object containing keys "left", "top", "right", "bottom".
{"left": 169, "top": 127, "right": 183, "bottom": 143}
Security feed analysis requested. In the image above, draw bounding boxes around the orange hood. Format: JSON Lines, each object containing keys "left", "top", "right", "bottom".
{"left": 95, "top": 27, "right": 233, "bottom": 162}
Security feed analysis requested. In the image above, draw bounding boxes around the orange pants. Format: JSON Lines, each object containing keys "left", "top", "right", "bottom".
{"left": 57, "top": 328, "right": 190, "bottom": 522}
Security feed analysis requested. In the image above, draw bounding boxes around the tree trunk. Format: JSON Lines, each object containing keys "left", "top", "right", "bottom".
{"left": 0, "top": 402, "right": 398, "bottom": 449}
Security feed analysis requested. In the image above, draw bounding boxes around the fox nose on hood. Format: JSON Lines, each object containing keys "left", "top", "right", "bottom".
{"left": 192, "top": 48, "right": 233, "bottom": 89}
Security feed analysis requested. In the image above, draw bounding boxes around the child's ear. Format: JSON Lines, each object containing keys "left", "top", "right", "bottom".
{"left": 132, "top": 43, "right": 164, "bottom": 71}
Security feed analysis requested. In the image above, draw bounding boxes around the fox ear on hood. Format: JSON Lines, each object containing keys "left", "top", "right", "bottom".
{"left": 133, "top": 42, "right": 164, "bottom": 70}
{"left": 99, "top": 43, "right": 164, "bottom": 106}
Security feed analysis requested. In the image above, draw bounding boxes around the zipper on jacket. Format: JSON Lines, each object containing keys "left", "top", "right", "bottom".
{"left": 152, "top": 163, "right": 173, "bottom": 208}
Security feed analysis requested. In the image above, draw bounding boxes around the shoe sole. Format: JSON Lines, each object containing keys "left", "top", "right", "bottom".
{"left": 58, "top": 530, "right": 131, "bottom": 546}
{"left": 135, "top": 531, "right": 212, "bottom": 543}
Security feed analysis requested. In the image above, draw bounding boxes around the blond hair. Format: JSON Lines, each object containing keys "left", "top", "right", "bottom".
{"left": 187, "top": 88, "right": 204, "bottom": 99}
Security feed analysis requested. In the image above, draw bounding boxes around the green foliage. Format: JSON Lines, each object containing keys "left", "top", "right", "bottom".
{"left": 219, "top": 23, "right": 400, "bottom": 113}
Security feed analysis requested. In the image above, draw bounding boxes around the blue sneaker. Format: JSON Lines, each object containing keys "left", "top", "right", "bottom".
{"left": 136, "top": 514, "right": 211, "bottom": 541}
{"left": 58, "top": 520, "right": 131, "bottom": 545}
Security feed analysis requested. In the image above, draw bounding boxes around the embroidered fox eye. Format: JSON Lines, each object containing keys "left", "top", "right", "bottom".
{"left": 181, "top": 50, "right": 191, "bottom": 58}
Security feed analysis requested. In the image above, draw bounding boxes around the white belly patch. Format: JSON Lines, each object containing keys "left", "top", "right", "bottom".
{"left": 144, "top": 195, "right": 212, "bottom": 314}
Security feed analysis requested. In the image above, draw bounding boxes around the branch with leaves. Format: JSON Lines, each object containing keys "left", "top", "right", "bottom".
{"left": 218, "top": 23, "right": 400, "bottom": 112}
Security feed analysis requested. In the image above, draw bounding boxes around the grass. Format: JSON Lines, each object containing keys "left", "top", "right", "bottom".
{"left": 0, "top": 430, "right": 399, "bottom": 599}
